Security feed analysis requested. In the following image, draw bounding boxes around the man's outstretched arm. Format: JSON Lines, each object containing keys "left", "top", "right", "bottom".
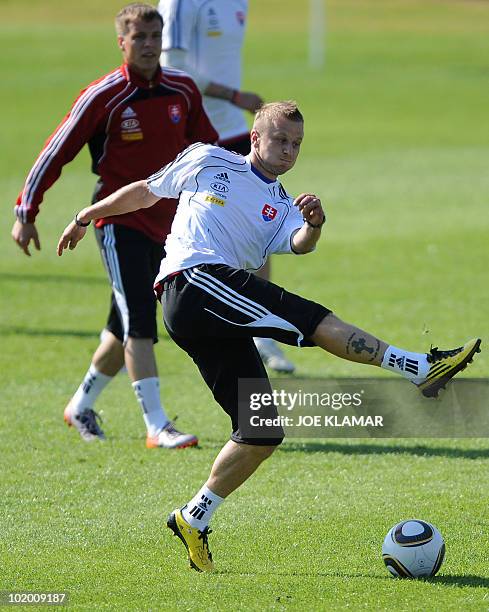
{"left": 57, "top": 180, "right": 159, "bottom": 256}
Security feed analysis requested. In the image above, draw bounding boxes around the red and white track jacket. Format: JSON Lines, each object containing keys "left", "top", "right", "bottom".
{"left": 15, "top": 64, "right": 218, "bottom": 243}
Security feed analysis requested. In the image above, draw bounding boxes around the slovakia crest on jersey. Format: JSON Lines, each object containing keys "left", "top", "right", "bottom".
{"left": 261, "top": 204, "right": 277, "bottom": 222}
{"left": 168, "top": 104, "right": 182, "bottom": 124}
{"left": 236, "top": 11, "right": 245, "bottom": 25}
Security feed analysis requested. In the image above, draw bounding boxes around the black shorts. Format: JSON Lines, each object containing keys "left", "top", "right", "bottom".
{"left": 95, "top": 224, "right": 164, "bottom": 344}
{"left": 160, "top": 264, "right": 331, "bottom": 445}
{"left": 219, "top": 133, "right": 251, "bottom": 156}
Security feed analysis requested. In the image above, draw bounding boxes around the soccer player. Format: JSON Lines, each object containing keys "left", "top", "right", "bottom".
{"left": 158, "top": 0, "right": 296, "bottom": 374}
{"left": 12, "top": 3, "right": 218, "bottom": 447}
{"left": 57, "top": 101, "right": 481, "bottom": 572}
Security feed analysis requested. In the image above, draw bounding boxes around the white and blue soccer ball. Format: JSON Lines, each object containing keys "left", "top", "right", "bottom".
{"left": 382, "top": 519, "right": 445, "bottom": 578}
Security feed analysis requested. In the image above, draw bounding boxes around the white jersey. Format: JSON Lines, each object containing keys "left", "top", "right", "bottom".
{"left": 159, "top": 0, "right": 249, "bottom": 141}
{"left": 147, "top": 143, "right": 304, "bottom": 282}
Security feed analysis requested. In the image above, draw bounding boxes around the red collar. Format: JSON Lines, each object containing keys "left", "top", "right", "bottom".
{"left": 122, "top": 63, "right": 162, "bottom": 89}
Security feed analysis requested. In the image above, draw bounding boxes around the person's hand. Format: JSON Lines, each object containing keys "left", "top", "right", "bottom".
{"left": 233, "top": 91, "right": 263, "bottom": 113}
{"left": 11, "top": 220, "right": 41, "bottom": 256}
{"left": 294, "top": 193, "right": 325, "bottom": 228}
{"left": 57, "top": 221, "right": 87, "bottom": 256}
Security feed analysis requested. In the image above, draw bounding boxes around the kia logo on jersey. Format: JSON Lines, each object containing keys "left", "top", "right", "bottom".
{"left": 261, "top": 204, "right": 277, "bottom": 222}
{"left": 168, "top": 104, "right": 182, "bottom": 124}
{"left": 121, "top": 118, "right": 139, "bottom": 129}
{"left": 236, "top": 11, "right": 245, "bottom": 25}
{"left": 210, "top": 182, "right": 229, "bottom": 193}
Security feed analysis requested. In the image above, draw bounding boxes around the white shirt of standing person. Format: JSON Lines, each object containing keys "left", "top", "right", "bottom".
{"left": 159, "top": 0, "right": 249, "bottom": 141}
{"left": 147, "top": 143, "right": 305, "bottom": 281}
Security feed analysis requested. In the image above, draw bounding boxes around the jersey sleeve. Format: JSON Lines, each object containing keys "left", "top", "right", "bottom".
{"left": 268, "top": 200, "right": 305, "bottom": 255}
{"left": 160, "top": 0, "right": 196, "bottom": 52}
{"left": 15, "top": 82, "right": 106, "bottom": 223}
{"left": 146, "top": 143, "right": 211, "bottom": 199}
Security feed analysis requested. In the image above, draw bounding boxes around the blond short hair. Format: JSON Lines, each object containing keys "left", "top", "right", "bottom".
{"left": 115, "top": 3, "right": 163, "bottom": 36}
{"left": 254, "top": 101, "right": 304, "bottom": 126}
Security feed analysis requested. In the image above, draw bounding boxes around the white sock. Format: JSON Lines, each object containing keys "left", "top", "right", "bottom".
{"left": 381, "top": 346, "right": 430, "bottom": 383}
{"left": 131, "top": 377, "right": 169, "bottom": 437}
{"left": 182, "top": 485, "right": 224, "bottom": 530}
{"left": 70, "top": 364, "right": 112, "bottom": 414}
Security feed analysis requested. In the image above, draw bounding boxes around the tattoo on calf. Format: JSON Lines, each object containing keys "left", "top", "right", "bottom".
{"left": 347, "top": 334, "right": 379, "bottom": 361}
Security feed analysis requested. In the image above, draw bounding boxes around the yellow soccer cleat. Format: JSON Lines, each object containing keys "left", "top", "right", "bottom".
{"left": 417, "top": 338, "right": 481, "bottom": 398}
{"left": 167, "top": 508, "right": 214, "bottom": 572}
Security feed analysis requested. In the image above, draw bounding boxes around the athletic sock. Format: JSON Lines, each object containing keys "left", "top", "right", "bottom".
{"left": 131, "top": 377, "right": 169, "bottom": 437}
{"left": 381, "top": 346, "right": 430, "bottom": 384}
{"left": 70, "top": 364, "right": 112, "bottom": 414}
{"left": 182, "top": 485, "right": 224, "bottom": 530}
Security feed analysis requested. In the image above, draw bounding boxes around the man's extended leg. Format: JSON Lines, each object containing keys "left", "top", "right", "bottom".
{"left": 311, "top": 313, "right": 481, "bottom": 397}
{"left": 310, "top": 314, "right": 387, "bottom": 365}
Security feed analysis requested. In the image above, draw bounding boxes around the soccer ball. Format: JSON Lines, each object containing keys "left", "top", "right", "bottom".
{"left": 382, "top": 519, "right": 445, "bottom": 578}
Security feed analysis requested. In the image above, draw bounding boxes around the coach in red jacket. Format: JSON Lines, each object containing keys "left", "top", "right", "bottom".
{"left": 12, "top": 3, "right": 218, "bottom": 447}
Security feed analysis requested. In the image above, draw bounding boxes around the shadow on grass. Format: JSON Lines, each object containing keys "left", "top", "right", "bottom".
{"left": 430, "top": 574, "right": 489, "bottom": 588}
{"left": 279, "top": 441, "right": 489, "bottom": 460}
{"left": 0, "top": 272, "right": 106, "bottom": 285}
{"left": 1, "top": 326, "right": 100, "bottom": 338}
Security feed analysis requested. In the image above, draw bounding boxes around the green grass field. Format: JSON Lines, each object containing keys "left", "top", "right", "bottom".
{"left": 1, "top": 1, "right": 488, "bottom": 609}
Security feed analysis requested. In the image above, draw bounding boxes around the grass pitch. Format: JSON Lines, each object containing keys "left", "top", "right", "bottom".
{"left": 1, "top": 1, "right": 488, "bottom": 610}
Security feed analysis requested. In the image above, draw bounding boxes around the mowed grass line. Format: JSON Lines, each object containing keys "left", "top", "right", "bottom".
{"left": 1, "top": 1, "right": 488, "bottom": 610}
